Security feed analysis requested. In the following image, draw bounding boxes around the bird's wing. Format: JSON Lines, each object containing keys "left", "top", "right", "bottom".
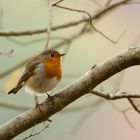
{"left": 8, "top": 57, "right": 41, "bottom": 94}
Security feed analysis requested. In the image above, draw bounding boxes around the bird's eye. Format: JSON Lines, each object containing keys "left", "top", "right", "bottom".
{"left": 51, "top": 54, "right": 54, "bottom": 57}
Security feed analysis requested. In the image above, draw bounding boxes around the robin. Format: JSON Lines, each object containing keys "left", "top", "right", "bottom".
{"left": 8, "top": 49, "right": 65, "bottom": 106}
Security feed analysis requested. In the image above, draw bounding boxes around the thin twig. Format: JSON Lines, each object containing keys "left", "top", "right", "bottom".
{"left": 54, "top": 4, "right": 116, "bottom": 43}
{"left": 45, "top": 0, "right": 53, "bottom": 49}
{"left": 53, "top": 0, "right": 65, "bottom": 6}
{"left": 0, "top": 0, "right": 131, "bottom": 37}
{"left": 0, "top": 28, "right": 48, "bottom": 36}
{"left": 127, "top": 98, "right": 140, "bottom": 114}
{"left": 91, "top": 89, "right": 140, "bottom": 117}
{"left": 90, "top": 90, "right": 140, "bottom": 100}
{"left": 22, "top": 121, "right": 51, "bottom": 140}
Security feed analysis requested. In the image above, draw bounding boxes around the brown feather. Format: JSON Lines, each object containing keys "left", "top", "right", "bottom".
{"left": 8, "top": 59, "right": 40, "bottom": 94}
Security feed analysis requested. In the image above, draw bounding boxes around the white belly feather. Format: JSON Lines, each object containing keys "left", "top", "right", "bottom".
{"left": 25, "top": 63, "right": 60, "bottom": 94}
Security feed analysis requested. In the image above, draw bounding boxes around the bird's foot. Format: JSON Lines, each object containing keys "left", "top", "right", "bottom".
{"left": 35, "top": 103, "right": 43, "bottom": 112}
{"left": 34, "top": 93, "right": 42, "bottom": 111}
{"left": 45, "top": 93, "right": 55, "bottom": 105}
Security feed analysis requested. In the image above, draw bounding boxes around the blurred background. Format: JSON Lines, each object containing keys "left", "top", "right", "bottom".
{"left": 0, "top": 0, "right": 140, "bottom": 140}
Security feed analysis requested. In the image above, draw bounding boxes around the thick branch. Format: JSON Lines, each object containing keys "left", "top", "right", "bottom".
{"left": 1, "top": 47, "right": 140, "bottom": 139}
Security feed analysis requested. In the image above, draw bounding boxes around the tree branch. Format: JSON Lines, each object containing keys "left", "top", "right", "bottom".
{"left": 44, "top": 0, "right": 53, "bottom": 49}
{"left": 53, "top": 4, "right": 116, "bottom": 43}
{"left": 1, "top": 47, "right": 140, "bottom": 139}
{"left": 0, "top": 0, "right": 131, "bottom": 37}
{"left": 91, "top": 89, "right": 140, "bottom": 115}
{"left": 90, "top": 90, "right": 140, "bottom": 100}
{"left": 127, "top": 98, "right": 140, "bottom": 114}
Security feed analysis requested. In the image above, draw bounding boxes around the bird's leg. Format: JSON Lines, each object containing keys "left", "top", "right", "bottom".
{"left": 34, "top": 93, "right": 42, "bottom": 110}
{"left": 45, "top": 93, "right": 55, "bottom": 104}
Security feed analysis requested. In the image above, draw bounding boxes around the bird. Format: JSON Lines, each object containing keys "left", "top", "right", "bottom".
{"left": 8, "top": 49, "right": 65, "bottom": 106}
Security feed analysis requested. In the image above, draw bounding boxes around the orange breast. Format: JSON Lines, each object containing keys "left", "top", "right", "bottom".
{"left": 43, "top": 58, "right": 62, "bottom": 80}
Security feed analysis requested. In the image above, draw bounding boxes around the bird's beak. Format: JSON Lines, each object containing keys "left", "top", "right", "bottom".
{"left": 60, "top": 53, "right": 65, "bottom": 56}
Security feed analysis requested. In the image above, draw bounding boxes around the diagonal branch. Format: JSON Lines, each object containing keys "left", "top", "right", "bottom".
{"left": 127, "top": 98, "right": 140, "bottom": 114}
{"left": 53, "top": 0, "right": 65, "bottom": 6}
{"left": 1, "top": 47, "right": 140, "bottom": 139}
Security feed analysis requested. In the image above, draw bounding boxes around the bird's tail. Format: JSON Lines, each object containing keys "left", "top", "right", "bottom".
{"left": 8, "top": 85, "right": 22, "bottom": 94}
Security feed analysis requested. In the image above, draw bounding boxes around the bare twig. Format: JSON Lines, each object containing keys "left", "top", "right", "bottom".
{"left": 91, "top": 89, "right": 140, "bottom": 116}
{"left": 90, "top": 90, "right": 140, "bottom": 100}
{"left": 0, "top": 28, "right": 48, "bottom": 36}
{"left": 54, "top": 4, "right": 116, "bottom": 43}
{"left": 0, "top": 0, "right": 131, "bottom": 37}
{"left": 127, "top": 98, "right": 140, "bottom": 114}
{"left": 53, "top": 0, "right": 65, "bottom": 6}
{"left": 22, "top": 121, "right": 51, "bottom": 140}
{"left": 45, "top": 0, "right": 53, "bottom": 49}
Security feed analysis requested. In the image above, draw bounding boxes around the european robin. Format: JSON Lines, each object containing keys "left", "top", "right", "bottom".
{"left": 8, "top": 49, "right": 65, "bottom": 105}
